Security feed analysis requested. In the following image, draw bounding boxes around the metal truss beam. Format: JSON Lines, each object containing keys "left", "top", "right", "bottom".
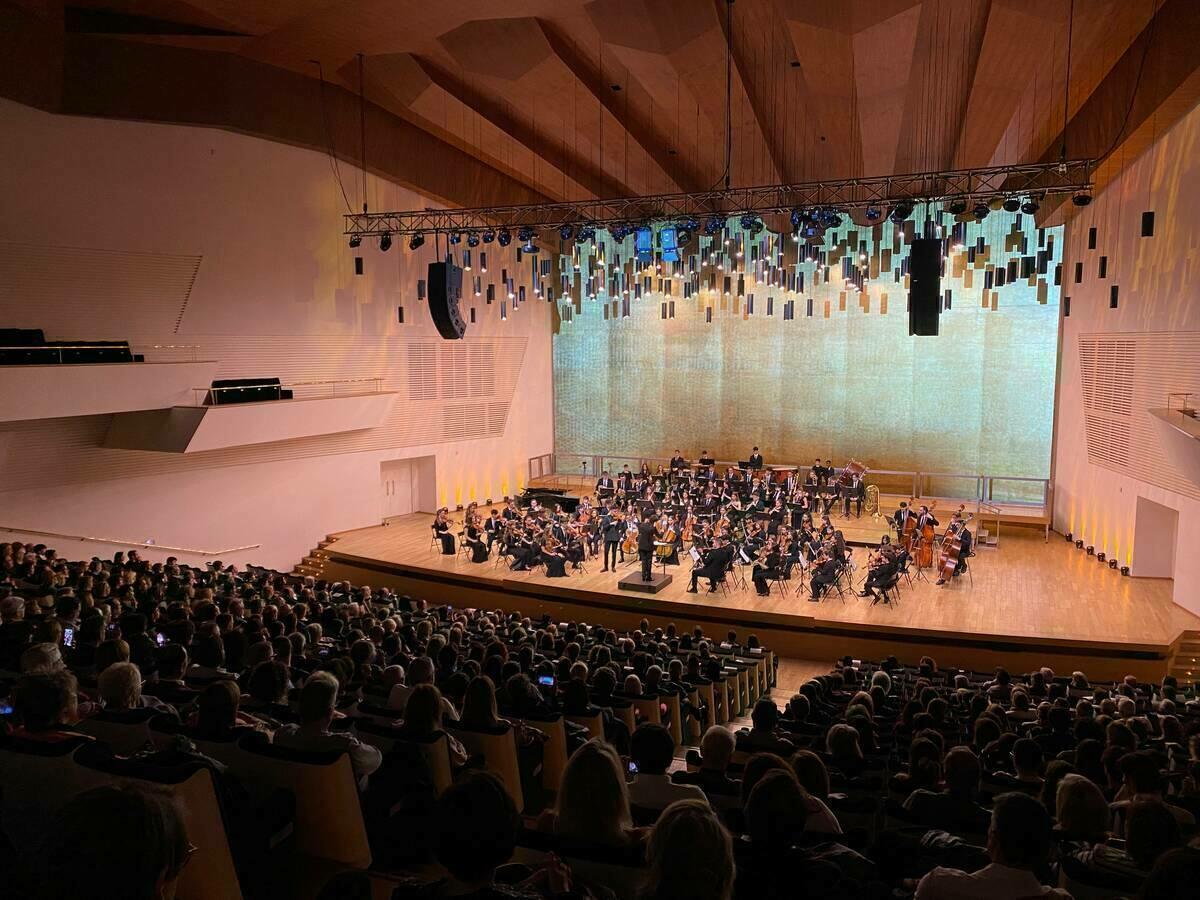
{"left": 344, "top": 160, "right": 1093, "bottom": 238}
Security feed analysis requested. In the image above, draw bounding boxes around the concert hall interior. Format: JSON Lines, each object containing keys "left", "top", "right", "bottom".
{"left": 3, "top": 2, "right": 1200, "bottom": 898}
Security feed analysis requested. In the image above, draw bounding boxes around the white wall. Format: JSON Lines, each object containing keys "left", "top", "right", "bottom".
{"left": 0, "top": 98, "right": 554, "bottom": 570}
{"left": 1053, "top": 97, "right": 1200, "bottom": 615}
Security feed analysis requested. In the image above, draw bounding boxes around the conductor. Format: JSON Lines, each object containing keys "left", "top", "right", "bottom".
{"left": 687, "top": 537, "right": 734, "bottom": 594}
{"left": 637, "top": 517, "right": 661, "bottom": 582}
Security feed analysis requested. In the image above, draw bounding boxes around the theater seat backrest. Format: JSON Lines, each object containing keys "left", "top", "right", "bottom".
{"left": 446, "top": 722, "right": 524, "bottom": 813}
{"left": 226, "top": 740, "right": 370, "bottom": 867}
{"left": 0, "top": 738, "right": 108, "bottom": 854}
{"left": 564, "top": 711, "right": 605, "bottom": 742}
{"left": 76, "top": 709, "right": 161, "bottom": 755}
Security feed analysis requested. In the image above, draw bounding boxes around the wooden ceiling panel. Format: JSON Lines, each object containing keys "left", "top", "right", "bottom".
{"left": 7, "top": 0, "right": 1191, "bottom": 216}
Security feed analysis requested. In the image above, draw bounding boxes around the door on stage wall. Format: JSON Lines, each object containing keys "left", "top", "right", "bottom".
{"left": 1132, "top": 496, "right": 1179, "bottom": 580}
{"left": 380, "top": 456, "right": 438, "bottom": 522}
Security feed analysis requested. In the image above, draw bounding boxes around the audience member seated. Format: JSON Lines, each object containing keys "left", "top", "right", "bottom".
{"left": 403, "top": 682, "right": 468, "bottom": 768}
{"left": 914, "top": 792, "right": 1069, "bottom": 898}
{"left": 627, "top": 724, "right": 707, "bottom": 814}
{"left": 539, "top": 738, "right": 644, "bottom": 852}
{"left": 904, "top": 746, "right": 990, "bottom": 834}
{"left": 34, "top": 785, "right": 190, "bottom": 900}
{"left": 273, "top": 671, "right": 382, "bottom": 789}
{"left": 672, "top": 726, "right": 741, "bottom": 806}
{"left": 737, "top": 698, "right": 796, "bottom": 756}
{"left": 642, "top": 799, "right": 735, "bottom": 900}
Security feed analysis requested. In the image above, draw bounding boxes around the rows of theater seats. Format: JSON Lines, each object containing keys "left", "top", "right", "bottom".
{"left": 2, "top": 539, "right": 1199, "bottom": 899}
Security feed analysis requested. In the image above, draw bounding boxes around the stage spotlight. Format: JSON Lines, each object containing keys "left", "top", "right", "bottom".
{"left": 560, "top": 224, "right": 574, "bottom": 240}
{"left": 677, "top": 227, "right": 693, "bottom": 246}
{"left": 522, "top": 238, "right": 540, "bottom": 254}
{"left": 407, "top": 233, "right": 423, "bottom": 251}
{"left": 1021, "top": 197, "right": 1040, "bottom": 215}
{"left": 1072, "top": 191, "right": 1093, "bottom": 207}
{"left": 1002, "top": 197, "right": 1021, "bottom": 213}
{"left": 1120, "top": 566, "right": 1130, "bottom": 576}
{"left": 740, "top": 213, "right": 759, "bottom": 230}
{"left": 348, "top": 235, "right": 362, "bottom": 248}
{"left": 790, "top": 208, "right": 804, "bottom": 228}
{"left": 1109, "top": 559, "right": 1118, "bottom": 569}
{"left": 1086, "top": 545, "right": 1094, "bottom": 556}
{"left": 973, "top": 201, "right": 991, "bottom": 220}
{"left": 379, "top": 233, "right": 393, "bottom": 252}
{"left": 750, "top": 218, "right": 764, "bottom": 235}
{"left": 889, "top": 203, "right": 912, "bottom": 223}
{"left": 865, "top": 206, "right": 882, "bottom": 221}
{"left": 466, "top": 232, "right": 480, "bottom": 248}
{"left": 1097, "top": 552, "right": 1106, "bottom": 562}
{"left": 449, "top": 232, "right": 463, "bottom": 245}
{"left": 1075, "top": 540, "right": 1084, "bottom": 549}
{"left": 802, "top": 222, "right": 823, "bottom": 239}
{"left": 947, "top": 199, "right": 968, "bottom": 215}
{"left": 704, "top": 216, "right": 724, "bottom": 235}
{"left": 1064, "top": 532, "right": 1073, "bottom": 542}
{"left": 497, "top": 228, "right": 512, "bottom": 246}
{"left": 822, "top": 209, "right": 842, "bottom": 228}
{"left": 482, "top": 229, "right": 496, "bottom": 244}
{"left": 577, "top": 224, "right": 596, "bottom": 242}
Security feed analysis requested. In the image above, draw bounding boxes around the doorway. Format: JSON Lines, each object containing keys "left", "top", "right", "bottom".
{"left": 380, "top": 455, "right": 437, "bottom": 523}
{"left": 1132, "top": 496, "right": 1178, "bottom": 579}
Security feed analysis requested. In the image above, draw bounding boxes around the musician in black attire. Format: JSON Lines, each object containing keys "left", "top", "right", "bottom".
{"left": 892, "top": 502, "right": 915, "bottom": 544}
{"left": 688, "top": 537, "right": 734, "bottom": 593}
{"left": 915, "top": 505, "right": 939, "bottom": 533}
{"left": 464, "top": 518, "right": 489, "bottom": 563}
{"left": 748, "top": 447, "right": 764, "bottom": 469}
{"left": 483, "top": 509, "right": 504, "bottom": 551}
{"left": 637, "top": 518, "right": 661, "bottom": 582}
{"left": 595, "top": 471, "right": 616, "bottom": 497}
{"left": 669, "top": 450, "right": 687, "bottom": 470}
{"left": 859, "top": 538, "right": 899, "bottom": 601}
{"left": 509, "top": 529, "right": 538, "bottom": 571}
{"left": 842, "top": 473, "right": 865, "bottom": 518}
{"left": 543, "top": 542, "right": 568, "bottom": 577}
{"left": 600, "top": 513, "right": 624, "bottom": 571}
{"left": 935, "top": 514, "right": 973, "bottom": 585}
{"left": 752, "top": 543, "right": 780, "bottom": 597}
{"left": 618, "top": 465, "right": 634, "bottom": 491}
{"left": 809, "top": 555, "right": 839, "bottom": 601}
{"left": 432, "top": 509, "right": 456, "bottom": 555}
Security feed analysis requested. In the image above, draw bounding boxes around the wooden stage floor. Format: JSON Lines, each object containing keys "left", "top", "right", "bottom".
{"left": 319, "top": 515, "right": 1198, "bottom": 681}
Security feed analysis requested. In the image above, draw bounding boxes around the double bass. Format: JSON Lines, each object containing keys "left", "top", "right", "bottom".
{"left": 936, "top": 514, "right": 974, "bottom": 584}
{"left": 909, "top": 501, "right": 938, "bottom": 568}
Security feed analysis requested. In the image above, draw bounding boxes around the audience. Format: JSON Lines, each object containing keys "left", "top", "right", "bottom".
{"left": 1, "top": 538, "right": 1199, "bottom": 900}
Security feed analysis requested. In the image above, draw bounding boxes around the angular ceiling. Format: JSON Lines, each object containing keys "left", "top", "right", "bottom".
{"left": 10, "top": 0, "right": 1200, "bottom": 221}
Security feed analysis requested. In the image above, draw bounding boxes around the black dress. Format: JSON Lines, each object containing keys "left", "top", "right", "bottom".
{"left": 433, "top": 521, "right": 455, "bottom": 555}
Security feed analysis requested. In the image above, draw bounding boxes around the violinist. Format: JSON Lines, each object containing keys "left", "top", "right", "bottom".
{"left": 752, "top": 540, "right": 781, "bottom": 597}
{"left": 600, "top": 510, "right": 625, "bottom": 572}
{"left": 809, "top": 548, "right": 840, "bottom": 601}
{"left": 432, "top": 508, "right": 456, "bottom": 555}
{"left": 502, "top": 499, "right": 520, "bottom": 521}
{"left": 542, "top": 537, "right": 568, "bottom": 578}
{"left": 859, "top": 536, "right": 898, "bottom": 601}
{"left": 509, "top": 527, "right": 538, "bottom": 571}
{"left": 483, "top": 508, "right": 504, "bottom": 551}
{"left": 464, "top": 514, "right": 489, "bottom": 563}
{"left": 688, "top": 535, "right": 734, "bottom": 594}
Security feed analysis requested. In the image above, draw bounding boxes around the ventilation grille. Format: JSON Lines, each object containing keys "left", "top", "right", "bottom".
{"left": 0, "top": 241, "right": 201, "bottom": 336}
{"left": 1077, "top": 332, "right": 1200, "bottom": 499}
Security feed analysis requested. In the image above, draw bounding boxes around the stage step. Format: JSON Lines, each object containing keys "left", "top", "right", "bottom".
{"left": 1168, "top": 631, "right": 1200, "bottom": 682}
{"left": 291, "top": 543, "right": 332, "bottom": 578}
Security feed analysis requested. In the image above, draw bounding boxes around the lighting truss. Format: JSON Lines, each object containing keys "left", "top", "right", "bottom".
{"left": 344, "top": 160, "right": 1093, "bottom": 239}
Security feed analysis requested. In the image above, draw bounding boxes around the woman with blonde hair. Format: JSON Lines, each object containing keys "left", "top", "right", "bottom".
{"left": 547, "top": 738, "right": 641, "bottom": 849}
{"left": 1056, "top": 773, "right": 1111, "bottom": 843}
{"left": 641, "top": 799, "right": 734, "bottom": 900}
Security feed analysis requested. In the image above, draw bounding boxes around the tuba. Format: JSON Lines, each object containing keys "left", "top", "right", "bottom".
{"left": 865, "top": 484, "right": 880, "bottom": 516}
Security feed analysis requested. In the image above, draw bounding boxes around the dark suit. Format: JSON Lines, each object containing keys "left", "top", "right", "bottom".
{"left": 893, "top": 508, "right": 914, "bottom": 543}
{"left": 601, "top": 515, "right": 624, "bottom": 569}
{"left": 748, "top": 453, "right": 764, "bottom": 469}
{"left": 637, "top": 520, "right": 659, "bottom": 581}
{"left": 954, "top": 528, "right": 973, "bottom": 575}
{"left": 690, "top": 545, "right": 734, "bottom": 592}
{"left": 595, "top": 477, "right": 615, "bottom": 496}
{"left": 843, "top": 477, "right": 865, "bottom": 517}
{"left": 810, "top": 558, "right": 839, "bottom": 599}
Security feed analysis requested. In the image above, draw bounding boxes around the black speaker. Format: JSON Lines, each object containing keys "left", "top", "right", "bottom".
{"left": 908, "top": 237, "right": 941, "bottom": 336}
{"left": 428, "top": 259, "right": 466, "bottom": 340}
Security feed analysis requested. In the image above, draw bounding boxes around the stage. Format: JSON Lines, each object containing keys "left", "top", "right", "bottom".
{"left": 314, "top": 514, "right": 1199, "bottom": 681}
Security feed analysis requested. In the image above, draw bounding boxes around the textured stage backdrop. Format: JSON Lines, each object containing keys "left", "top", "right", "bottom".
{"left": 552, "top": 206, "right": 1062, "bottom": 499}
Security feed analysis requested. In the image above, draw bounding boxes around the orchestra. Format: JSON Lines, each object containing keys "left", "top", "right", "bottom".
{"left": 425, "top": 448, "right": 974, "bottom": 602}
